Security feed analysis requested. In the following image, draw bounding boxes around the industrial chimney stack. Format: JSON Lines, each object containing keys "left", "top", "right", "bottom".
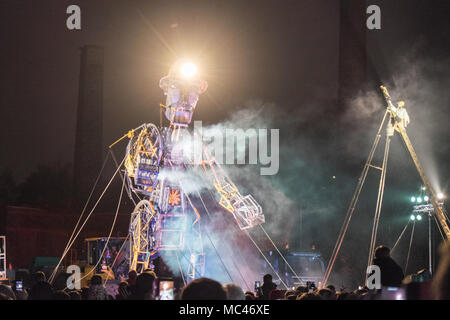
{"left": 338, "top": 0, "right": 367, "bottom": 111}
{"left": 73, "top": 45, "right": 104, "bottom": 207}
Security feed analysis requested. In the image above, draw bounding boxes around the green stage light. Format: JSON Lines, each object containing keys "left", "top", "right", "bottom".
{"left": 411, "top": 197, "right": 416, "bottom": 203}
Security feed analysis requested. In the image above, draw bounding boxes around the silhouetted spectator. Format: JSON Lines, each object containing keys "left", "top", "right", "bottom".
{"left": 353, "top": 287, "right": 369, "bottom": 300}
{"left": 295, "top": 285, "right": 308, "bottom": 296}
{"left": 336, "top": 291, "right": 348, "bottom": 300}
{"left": 257, "top": 274, "right": 277, "bottom": 300}
{"left": 326, "top": 285, "right": 337, "bottom": 300}
{"left": 372, "top": 245, "right": 404, "bottom": 287}
{"left": 318, "top": 288, "right": 334, "bottom": 300}
{"left": 33, "top": 271, "right": 46, "bottom": 283}
{"left": 80, "top": 287, "right": 90, "bottom": 300}
{"left": 128, "top": 271, "right": 156, "bottom": 300}
{"left": 245, "top": 291, "right": 256, "bottom": 300}
{"left": 127, "top": 270, "right": 138, "bottom": 286}
{"left": 181, "top": 277, "right": 227, "bottom": 300}
{"left": 13, "top": 290, "right": 28, "bottom": 300}
{"left": 28, "top": 271, "right": 46, "bottom": 292}
{"left": 116, "top": 281, "right": 131, "bottom": 300}
{"left": 87, "top": 275, "right": 108, "bottom": 300}
{"left": 284, "top": 289, "right": 296, "bottom": 300}
{"left": 53, "top": 273, "right": 70, "bottom": 291}
{"left": 28, "top": 281, "right": 53, "bottom": 300}
{"left": 296, "top": 292, "right": 321, "bottom": 300}
{"left": 269, "top": 289, "right": 285, "bottom": 300}
{"left": 0, "top": 285, "right": 16, "bottom": 300}
{"left": 11, "top": 279, "right": 28, "bottom": 300}
{"left": 0, "top": 292, "right": 12, "bottom": 300}
{"left": 223, "top": 283, "right": 245, "bottom": 300}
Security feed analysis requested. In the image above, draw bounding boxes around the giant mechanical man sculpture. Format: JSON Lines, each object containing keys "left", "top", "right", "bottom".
{"left": 123, "top": 61, "right": 264, "bottom": 280}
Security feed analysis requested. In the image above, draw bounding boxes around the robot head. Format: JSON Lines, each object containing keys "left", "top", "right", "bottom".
{"left": 159, "top": 60, "right": 208, "bottom": 127}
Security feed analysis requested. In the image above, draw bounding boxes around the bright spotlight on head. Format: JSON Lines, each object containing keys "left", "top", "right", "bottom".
{"left": 424, "top": 196, "right": 429, "bottom": 202}
{"left": 411, "top": 197, "right": 416, "bottom": 203}
{"left": 180, "top": 62, "right": 197, "bottom": 78}
{"left": 416, "top": 215, "right": 422, "bottom": 221}
{"left": 410, "top": 214, "right": 415, "bottom": 221}
{"left": 417, "top": 197, "right": 422, "bottom": 203}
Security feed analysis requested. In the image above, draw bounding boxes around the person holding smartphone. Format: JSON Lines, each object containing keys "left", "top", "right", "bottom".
{"left": 13, "top": 279, "right": 31, "bottom": 300}
{"left": 256, "top": 274, "right": 277, "bottom": 300}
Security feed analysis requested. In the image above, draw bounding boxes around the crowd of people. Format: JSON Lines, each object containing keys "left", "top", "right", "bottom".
{"left": 1, "top": 243, "right": 449, "bottom": 300}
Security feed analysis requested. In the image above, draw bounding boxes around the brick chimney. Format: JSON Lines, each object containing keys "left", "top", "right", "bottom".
{"left": 338, "top": 0, "right": 367, "bottom": 111}
{"left": 73, "top": 46, "right": 104, "bottom": 206}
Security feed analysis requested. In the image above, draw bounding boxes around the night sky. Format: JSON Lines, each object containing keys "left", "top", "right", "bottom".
{"left": 1, "top": 0, "right": 449, "bottom": 287}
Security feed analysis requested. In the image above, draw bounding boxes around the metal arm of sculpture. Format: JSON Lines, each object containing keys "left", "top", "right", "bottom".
{"left": 199, "top": 145, "right": 264, "bottom": 230}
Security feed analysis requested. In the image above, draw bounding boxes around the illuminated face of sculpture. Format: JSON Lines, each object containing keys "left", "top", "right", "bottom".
{"left": 159, "top": 61, "right": 208, "bottom": 127}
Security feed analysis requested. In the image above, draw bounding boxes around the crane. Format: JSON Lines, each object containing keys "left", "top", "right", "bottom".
{"left": 322, "top": 85, "right": 450, "bottom": 287}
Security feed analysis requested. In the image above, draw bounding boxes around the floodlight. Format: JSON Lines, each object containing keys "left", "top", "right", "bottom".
{"left": 180, "top": 62, "right": 197, "bottom": 78}
{"left": 416, "top": 215, "right": 422, "bottom": 221}
{"left": 411, "top": 197, "right": 416, "bottom": 203}
{"left": 410, "top": 214, "right": 415, "bottom": 221}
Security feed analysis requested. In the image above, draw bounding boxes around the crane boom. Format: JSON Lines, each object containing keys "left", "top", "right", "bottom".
{"left": 380, "top": 85, "right": 450, "bottom": 239}
{"left": 397, "top": 125, "right": 450, "bottom": 239}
